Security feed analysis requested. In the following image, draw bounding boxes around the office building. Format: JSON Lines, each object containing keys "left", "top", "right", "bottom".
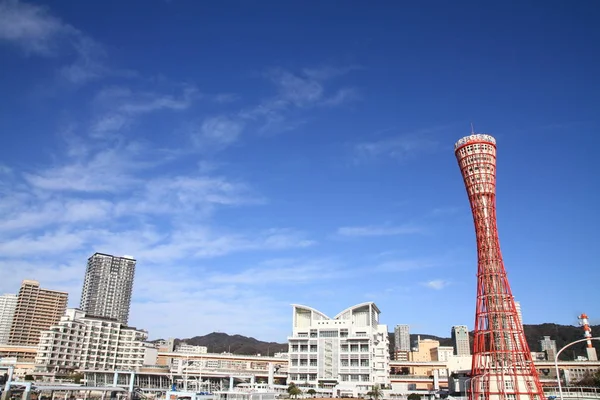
{"left": 539, "top": 336, "right": 557, "bottom": 361}
{"left": 394, "top": 324, "right": 410, "bottom": 352}
{"left": 288, "top": 302, "right": 389, "bottom": 398}
{"left": 8, "top": 280, "right": 68, "bottom": 346}
{"left": 451, "top": 325, "right": 470, "bottom": 356}
{"left": 80, "top": 253, "right": 136, "bottom": 325}
{"left": 35, "top": 308, "right": 156, "bottom": 372}
{"left": 0, "top": 294, "right": 18, "bottom": 344}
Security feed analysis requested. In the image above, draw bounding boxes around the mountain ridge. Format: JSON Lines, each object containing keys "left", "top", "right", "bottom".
{"left": 160, "top": 323, "right": 600, "bottom": 361}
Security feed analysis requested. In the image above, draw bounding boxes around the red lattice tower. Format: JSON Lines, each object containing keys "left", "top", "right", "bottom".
{"left": 455, "top": 134, "right": 544, "bottom": 400}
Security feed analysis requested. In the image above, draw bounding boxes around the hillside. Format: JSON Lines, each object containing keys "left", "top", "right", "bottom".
{"left": 170, "top": 324, "right": 599, "bottom": 361}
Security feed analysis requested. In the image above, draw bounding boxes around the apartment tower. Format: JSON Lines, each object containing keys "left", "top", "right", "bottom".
{"left": 0, "top": 294, "right": 18, "bottom": 344}
{"left": 451, "top": 325, "right": 471, "bottom": 356}
{"left": 80, "top": 253, "right": 136, "bottom": 325}
{"left": 8, "top": 280, "right": 68, "bottom": 346}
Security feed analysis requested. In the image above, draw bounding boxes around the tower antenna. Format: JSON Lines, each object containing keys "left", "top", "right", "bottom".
{"left": 470, "top": 122, "right": 475, "bottom": 134}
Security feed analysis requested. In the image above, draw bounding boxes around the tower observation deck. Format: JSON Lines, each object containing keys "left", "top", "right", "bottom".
{"left": 454, "top": 133, "right": 544, "bottom": 400}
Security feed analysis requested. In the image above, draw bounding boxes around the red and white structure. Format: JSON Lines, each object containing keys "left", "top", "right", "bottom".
{"left": 455, "top": 133, "right": 544, "bottom": 400}
{"left": 578, "top": 313, "right": 598, "bottom": 361}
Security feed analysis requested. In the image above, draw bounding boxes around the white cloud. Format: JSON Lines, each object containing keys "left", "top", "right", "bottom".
{"left": 423, "top": 279, "right": 450, "bottom": 290}
{"left": 337, "top": 224, "right": 423, "bottom": 237}
{"left": 353, "top": 126, "right": 454, "bottom": 162}
{"left": 322, "top": 88, "right": 360, "bottom": 106}
{"left": 192, "top": 116, "right": 244, "bottom": 151}
{"left": 0, "top": 0, "right": 69, "bottom": 55}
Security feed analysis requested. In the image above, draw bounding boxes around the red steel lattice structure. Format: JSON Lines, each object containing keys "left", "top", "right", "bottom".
{"left": 454, "top": 134, "right": 544, "bottom": 400}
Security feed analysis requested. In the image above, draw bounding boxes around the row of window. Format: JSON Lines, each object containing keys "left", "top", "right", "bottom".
{"left": 290, "top": 344, "right": 370, "bottom": 352}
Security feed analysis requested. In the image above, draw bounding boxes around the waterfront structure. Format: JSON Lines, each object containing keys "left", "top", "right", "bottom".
{"left": 175, "top": 343, "right": 208, "bottom": 354}
{"left": 539, "top": 336, "right": 557, "bottom": 361}
{"left": 451, "top": 325, "right": 470, "bottom": 356}
{"left": 455, "top": 133, "right": 544, "bottom": 400}
{"left": 394, "top": 324, "right": 410, "bottom": 352}
{"left": 80, "top": 253, "right": 136, "bottom": 325}
{"left": 35, "top": 308, "right": 156, "bottom": 373}
{"left": 8, "top": 280, "right": 68, "bottom": 346}
{"left": 0, "top": 294, "right": 17, "bottom": 344}
{"left": 288, "top": 302, "right": 389, "bottom": 398}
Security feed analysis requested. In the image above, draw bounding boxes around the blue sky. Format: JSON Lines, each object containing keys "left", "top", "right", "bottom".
{"left": 0, "top": 0, "right": 599, "bottom": 342}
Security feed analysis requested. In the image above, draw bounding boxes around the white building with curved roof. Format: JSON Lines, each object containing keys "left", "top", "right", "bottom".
{"left": 288, "top": 302, "right": 389, "bottom": 397}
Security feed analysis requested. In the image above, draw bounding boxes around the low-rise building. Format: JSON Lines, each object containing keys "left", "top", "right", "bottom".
{"left": 175, "top": 343, "right": 208, "bottom": 354}
{"left": 35, "top": 308, "right": 156, "bottom": 373}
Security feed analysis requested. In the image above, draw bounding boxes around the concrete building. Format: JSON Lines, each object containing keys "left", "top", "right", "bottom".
{"left": 80, "top": 253, "right": 136, "bottom": 325}
{"left": 0, "top": 294, "right": 17, "bottom": 344}
{"left": 430, "top": 346, "right": 454, "bottom": 362}
{"left": 35, "top": 308, "right": 156, "bottom": 373}
{"left": 410, "top": 338, "right": 439, "bottom": 362}
{"left": 539, "top": 336, "right": 557, "bottom": 361}
{"left": 394, "top": 324, "right": 410, "bottom": 352}
{"left": 175, "top": 343, "right": 208, "bottom": 354}
{"left": 8, "top": 280, "right": 68, "bottom": 346}
{"left": 515, "top": 300, "right": 523, "bottom": 327}
{"left": 288, "top": 302, "right": 389, "bottom": 398}
{"left": 451, "top": 325, "right": 470, "bottom": 356}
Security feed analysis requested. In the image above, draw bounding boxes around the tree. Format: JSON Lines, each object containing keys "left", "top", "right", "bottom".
{"left": 576, "top": 368, "right": 600, "bottom": 387}
{"left": 366, "top": 385, "right": 383, "bottom": 400}
{"left": 288, "top": 383, "right": 303, "bottom": 399}
{"left": 407, "top": 394, "right": 421, "bottom": 400}
{"left": 307, "top": 389, "right": 316, "bottom": 398}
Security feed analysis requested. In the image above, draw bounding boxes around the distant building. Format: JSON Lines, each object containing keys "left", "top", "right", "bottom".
{"left": 395, "top": 324, "right": 410, "bottom": 352}
{"left": 410, "top": 337, "right": 439, "bottom": 362}
{"left": 8, "top": 280, "right": 68, "bottom": 346}
{"left": 176, "top": 343, "right": 208, "bottom": 354}
{"left": 35, "top": 308, "right": 156, "bottom": 373}
{"left": 80, "top": 253, "right": 136, "bottom": 325}
{"left": 539, "top": 336, "right": 557, "bottom": 361}
{"left": 451, "top": 325, "right": 470, "bottom": 356}
{"left": 288, "top": 302, "right": 389, "bottom": 398}
{"left": 515, "top": 300, "right": 523, "bottom": 327}
{"left": 430, "top": 346, "right": 454, "bottom": 362}
{"left": 0, "top": 294, "right": 17, "bottom": 345}
{"left": 393, "top": 350, "right": 409, "bottom": 361}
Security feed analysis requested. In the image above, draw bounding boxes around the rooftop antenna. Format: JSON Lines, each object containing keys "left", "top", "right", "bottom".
{"left": 470, "top": 122, "right": 475, "bottom": 134}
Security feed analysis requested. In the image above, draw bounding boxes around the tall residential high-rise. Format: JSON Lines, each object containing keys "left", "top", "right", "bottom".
{"left": 394, "top": 324, "right": 410, "bottom": 352}
{"left": 451, "top": 325, "right": 471, "bottom": 356}
{"left": 8, "top": 280, "right": 68, "bottom": 346}
{"left": 515, "top": 300, "right": 523, "bottom": 327}
{"left": 455, "top": 133, "right": 543, "bottom": 400}
{"left": 80, "top": 253, "right": 136, "bottom": 325}
{"left": 0, "top": 294, "right": 18, "bottom": 344}
{"left": 539, "top": 336, "right": 557, "bottom": 361}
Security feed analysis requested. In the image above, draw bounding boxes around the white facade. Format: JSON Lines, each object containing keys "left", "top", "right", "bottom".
{"left": 451, "top": 325, "right": 470, "bottom": 356}
{"left": 35, "top": 308, "right": 155, "bottom": 372}
{"left": 175, "top": 343, "right": 208, "bottom": 354}
{"left": 0, "top": 294, "right": 17, "bottom": 345}
{"left": 80, "top": 253, "right": 136, "bottom": 325}
{"left": 394, "top": 325, "right": 410, "bottom": 352}
{"left": 288, "top": 302, "right": 389, "bottom": 398}
{"left": 539, "top": 336, "right": 557, "bottom": 361}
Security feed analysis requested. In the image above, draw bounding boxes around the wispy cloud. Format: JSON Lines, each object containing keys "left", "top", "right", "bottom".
{"left": 422, "top": 279, "right": 450, "bottom": 290}
{"left": 0, "top": 0, "right": 70, "bottom": 56}
{"left": 0, "top": 0, "right": 111, "bottom": 84}
{"left": 239, "top": 65, "right": 360, "bottom": 133}
{"left": 191, "top": 116, "right": 245, "bottom": 151}
{"left": 353, "top": 126, "right": 454, "bottom": 162}
{"left": 337, "top": 224, "right": 423, "bottom": 237}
